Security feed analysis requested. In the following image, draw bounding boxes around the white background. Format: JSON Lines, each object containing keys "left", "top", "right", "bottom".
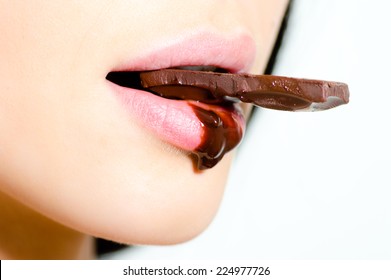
{"left": 107, "top": 0, "right": 391, "bottom": 259}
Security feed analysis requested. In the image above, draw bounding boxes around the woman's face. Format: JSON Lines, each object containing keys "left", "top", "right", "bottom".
{"left": 0, "top": 0, "right": 288, "bottom": 245}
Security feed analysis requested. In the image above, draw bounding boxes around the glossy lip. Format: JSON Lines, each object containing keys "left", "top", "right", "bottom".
{"left": 110, "top": 32, "right": 257, "bottom": 73}
{"left": 107, "top": 31, "right": 256, "bottom": 158}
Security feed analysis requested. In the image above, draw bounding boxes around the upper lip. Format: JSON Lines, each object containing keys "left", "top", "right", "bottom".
{"left": 108, "top": 30, "right": 257, "bottom": 75}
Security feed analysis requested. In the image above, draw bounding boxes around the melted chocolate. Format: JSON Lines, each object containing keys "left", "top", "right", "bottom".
{"left": 190, "top": 104, "right": 243, "bottom": 170}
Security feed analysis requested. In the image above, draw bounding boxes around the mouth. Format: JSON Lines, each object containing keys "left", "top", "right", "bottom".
{"left": 106, "top": 65, "right": 245, "bottom": 170}
{"left": 105, "top": 32, "right": 256, "bottom": 170}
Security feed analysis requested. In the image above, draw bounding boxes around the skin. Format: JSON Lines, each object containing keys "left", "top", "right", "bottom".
{"left": 0, "top": 0, "right": 289, "bottom": 259}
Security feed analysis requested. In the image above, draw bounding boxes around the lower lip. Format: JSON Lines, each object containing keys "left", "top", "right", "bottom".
{"left": 109, "top": 82, "right": 245, "bottom": 170}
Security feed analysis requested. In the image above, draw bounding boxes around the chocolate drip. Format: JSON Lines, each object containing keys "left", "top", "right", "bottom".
{"left": 190, "top": 104, "right": 243, "bottom": 170}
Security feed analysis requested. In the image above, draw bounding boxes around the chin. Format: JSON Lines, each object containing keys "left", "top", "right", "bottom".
{"left": 81, "top": 153, "right": 233, "bottom": 246}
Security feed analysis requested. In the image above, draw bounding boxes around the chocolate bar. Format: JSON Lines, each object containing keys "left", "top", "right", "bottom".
{"left": 140, "top": 69, "right": 349, "bottom": 111}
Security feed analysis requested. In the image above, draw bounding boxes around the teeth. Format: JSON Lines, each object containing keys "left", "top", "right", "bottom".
{"left": 175, "top": 65, "right": 219, "bottom": 72}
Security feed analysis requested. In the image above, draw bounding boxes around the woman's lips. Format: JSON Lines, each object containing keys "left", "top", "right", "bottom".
{"left": 107, "top": 32, "right": 256, "bottom": 170}
{"left": 111, "top": 84, "right": 206, "bottom": 151}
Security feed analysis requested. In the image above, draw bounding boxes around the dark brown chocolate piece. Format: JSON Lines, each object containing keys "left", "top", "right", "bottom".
{"left": 136, "top": 69, "right": 350, "bottom": 170}
{"left": 140, "top": 69, "right": 350, "bottom": 111}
